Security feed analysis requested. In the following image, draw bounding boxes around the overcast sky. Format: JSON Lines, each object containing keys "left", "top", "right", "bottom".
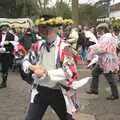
{"left": 80, "top": 0, "right": 120, "bottom": 4}
{"left": 48, "top": 0, "right": 120, "bottom": 7}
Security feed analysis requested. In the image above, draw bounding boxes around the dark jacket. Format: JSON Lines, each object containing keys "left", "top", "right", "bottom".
{"left": 0, "top": 32, "right": 14, "bottom": 53}
{"left": 19, "top": 33, "right": 36, "bottom": 50}
{"left": 0, "top": 32, "right": 15, "bottom": 67}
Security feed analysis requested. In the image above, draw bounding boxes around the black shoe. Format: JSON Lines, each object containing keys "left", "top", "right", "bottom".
{"left": 0, "top": 83, "right": 7, "bottom": 88}
{"left": 86, "top": 90, "right": 98, "bottom": 95}
{"left": 106, "top": 96, "right": 119, "bottom": 100}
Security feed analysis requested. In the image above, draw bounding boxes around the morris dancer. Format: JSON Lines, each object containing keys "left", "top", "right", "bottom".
{"left": 86, "top": 24, "right": 119, "bottom": 100}
{"left": 23, "top": 15, "right": 78, "bottom": 120}
{"left": 0, "top": 24, "right": 16, "bottom": 88}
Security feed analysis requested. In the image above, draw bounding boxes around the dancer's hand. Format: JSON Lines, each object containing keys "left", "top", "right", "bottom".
{"left": 34, "top": 68, "right": 46, "bottom": 78}
{"left": 4, "top": 41, "right": 10, "bottom": 45}
{"left": 0, "top": 48, "right": 5, "bottom": 53}
{"left": 30, "top": 64, "right": 47, "bottom": 77}
{"left": 30, "top": 64, "right": 45, "bottom": 71}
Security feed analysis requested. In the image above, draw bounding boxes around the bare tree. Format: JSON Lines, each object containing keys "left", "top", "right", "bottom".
{"left": 72, "top": 0, "right": 79, "bottom": 24}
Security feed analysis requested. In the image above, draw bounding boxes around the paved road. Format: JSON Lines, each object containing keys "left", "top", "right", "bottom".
{"left": 0, "top": 69, "right": 120, "bottom": 120}
{"left": 78, "top": 69, "right": 120, "bottom": 120}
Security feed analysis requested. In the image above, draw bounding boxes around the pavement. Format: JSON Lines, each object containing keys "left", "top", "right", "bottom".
{"left": 0, "top": 68, "right": 120, "bottom": 120}
{"left": 77, "top": 68, "right": 120, "bottom": 120}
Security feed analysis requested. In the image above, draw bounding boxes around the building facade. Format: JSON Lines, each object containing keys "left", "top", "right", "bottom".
{"left": 110, "top": 3, "right": 120, "bottom": 19}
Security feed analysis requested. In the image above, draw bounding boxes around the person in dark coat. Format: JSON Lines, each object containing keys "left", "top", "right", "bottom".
{"left": 0, "top": 24, "right": 15, "bottom": 88}
{"left": 19, "top": 28, "right": 36, "bottom": 52}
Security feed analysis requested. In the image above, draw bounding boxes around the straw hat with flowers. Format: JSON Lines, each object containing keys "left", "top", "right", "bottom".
{"left": 35, "top": 15, "right": 73, "bottom": 27}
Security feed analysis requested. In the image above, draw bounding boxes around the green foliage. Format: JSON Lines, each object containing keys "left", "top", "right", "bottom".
{"left": 95, "top": 0, "right": 111, "bottom": 17}
{"left": 78, "top": 0, "right": 112, "bottom": 25}
{"left": 79, "top": 4, "right": 100, "bottom": 25}
{"left": 0, "top": 0, "right": 72, "bottom": 19}
{"left": 37, "top": 1, "right": 72, "bottom": 19}
{"left": 112, "top": 19, "right": 120, "bottom": 27}
{"left": 0, "top": 0, "right": 39, "bottom": 18}
{"left": 55, "top": 1, "right": 72, "bottom": 18}
{"left": 72, "top": 0, "right": 79, "bottom": 24}
{"left": 0, "top": 0, "right": 113, "bottom": 25}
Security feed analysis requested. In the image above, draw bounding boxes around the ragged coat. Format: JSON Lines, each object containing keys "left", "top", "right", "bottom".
{"left": 88, "top": 33, "right": 119, "bottom": 73}
{"left": 23, "top": 35, "right": 78, "bottom": 88}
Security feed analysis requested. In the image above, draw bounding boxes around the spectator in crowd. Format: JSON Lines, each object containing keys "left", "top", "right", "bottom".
{"left": 67, "top": 26, "right": 79, "bottom": 50}
{"left": 19, "top": 28, "right": 36, "bottom": 51}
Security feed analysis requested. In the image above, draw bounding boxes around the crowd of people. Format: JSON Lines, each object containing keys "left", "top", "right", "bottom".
{"left": 0, "top": 15, "right": 120, "bottom": 120}
{"left": 65, "top": 23, "right": 120, "bottom": 101}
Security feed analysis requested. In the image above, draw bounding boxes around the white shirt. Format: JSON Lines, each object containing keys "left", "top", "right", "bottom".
{"left": 11, "top": 34, "right": 19, "bottom": 48}
{"left": 2, "top": 32, "right": 18, "bottom": 48}
{"left": 1, "top": 33, "right": 7, "bottom": 46}
{"left": 23, "top": 36, "right": 69, "bottom": 88}
{"left": 1, "top": 32, "right": 17, "bottom": 52}
{"left": 84, "top": 30, "right": 98, "bottom": 44}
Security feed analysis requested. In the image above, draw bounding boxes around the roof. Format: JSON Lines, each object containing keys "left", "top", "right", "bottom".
{"left": 111, "top": 3, "right": 120, "bottom": 12}
{"left": 0, "top": 18, "right": 34, "bottom": 28}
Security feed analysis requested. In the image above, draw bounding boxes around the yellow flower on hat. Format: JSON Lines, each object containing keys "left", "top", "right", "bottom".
{"left": 56, "top": 17, "right": 63, "bottom": 21}
{"left": 35, "top": 19, "right": 40, "bottom": 25}
{"left": 40, "top": 21, "right": 46, "bottom": 25}
{"left": 47, "top": 19, "right": 54, "bottom": 25}
{"left": 63, "top": 19, "right": 73, "bottom": 25}
{"left": 35, "top": 16, "right": 73, "bottom": 26}
{"left": 40, "top": 18, "right": 45, "bottom": 21}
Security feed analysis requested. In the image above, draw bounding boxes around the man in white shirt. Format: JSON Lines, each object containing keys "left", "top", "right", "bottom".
{"left": 23, "top": 15, "right": 77, "bottom": 120}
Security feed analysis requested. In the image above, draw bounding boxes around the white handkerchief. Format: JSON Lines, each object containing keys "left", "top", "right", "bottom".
{"left": 48, "top": 68, "right": 66, "bottom": 81}
{"left": 71, "top": 77, "right": 91, "bottom": 89}
{"left": 88, "top": 55, "right": 99, "bottom": 67}
{"left": 30, "top": 88, "right": 38, "bottom": 103}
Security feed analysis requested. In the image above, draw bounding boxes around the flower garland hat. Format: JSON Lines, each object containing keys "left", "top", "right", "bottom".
{"left": 35, "top": 15, "right": 73, "bottom": 27}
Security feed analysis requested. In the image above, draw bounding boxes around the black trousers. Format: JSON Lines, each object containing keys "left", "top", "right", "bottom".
{"left": 0, "top": 53, "right": 13, "bottom": 81}
{"left": 90, "top": 64, "right": 119, "bottom": 97}
{"left": 25, "top": 85, "right": 74, "bottom": 120}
